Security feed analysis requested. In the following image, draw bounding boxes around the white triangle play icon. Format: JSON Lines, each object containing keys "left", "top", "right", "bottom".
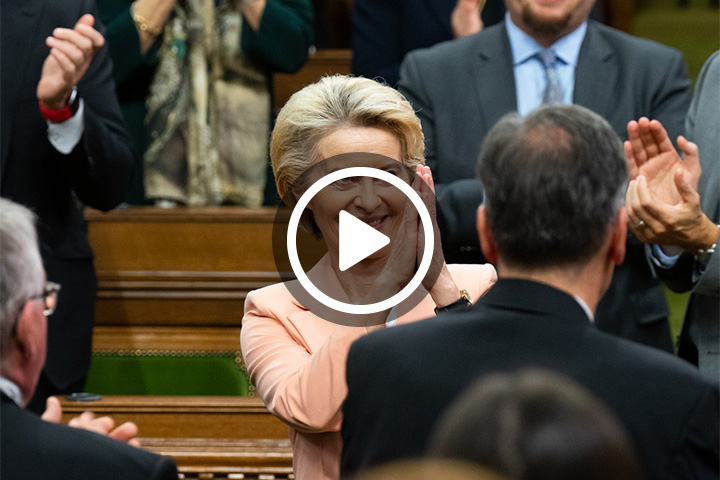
{"left": 338, "top": 210, "right": 390, "bottom": 271}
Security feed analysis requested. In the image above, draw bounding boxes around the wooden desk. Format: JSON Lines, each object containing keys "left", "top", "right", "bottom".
{"left": 60, "top": 396, "right": 293, "bottom": 479}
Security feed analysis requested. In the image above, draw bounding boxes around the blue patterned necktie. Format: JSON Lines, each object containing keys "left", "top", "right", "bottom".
{"left": 537, "top": 49, "right": 563, "bottom": 104}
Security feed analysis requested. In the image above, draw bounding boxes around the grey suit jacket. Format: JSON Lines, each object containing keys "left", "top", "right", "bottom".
{"left": 664, "top": 51, "right": 719, "bottom": 381}
{"left": 399, "top": 20, "right": 691, "bottom": 351}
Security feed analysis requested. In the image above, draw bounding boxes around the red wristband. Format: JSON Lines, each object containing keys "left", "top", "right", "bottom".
{"left": 38, "top": 87, "right": 78, "bottom": 123}
{"left": 39, "top": 100, "right": 73, "bottom": 123}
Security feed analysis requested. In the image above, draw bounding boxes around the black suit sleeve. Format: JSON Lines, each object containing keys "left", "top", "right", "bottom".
{"left": 670, "top": 387, "right": 720, "bottom": 479}
{"left": 341, "top": 339, "right": 381, "bottom": 476}
{"left": 436, "top": 178, "right": 486, "bottom": 264}
{"left": 63, "top": 0, "right": 134, "bottom": 211}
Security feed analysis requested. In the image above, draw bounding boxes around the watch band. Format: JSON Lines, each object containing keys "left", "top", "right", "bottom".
{"left": 434, "top": 289, "right": 473, "bottom": 315}
{"left": 696, "top": 242, "right": 717, "bottom": 265}
{"left": 39, "top": 86, "right": 78, "bottom": 123}
{"left": 695, "top": 224, "right": 719, "bottom": 264}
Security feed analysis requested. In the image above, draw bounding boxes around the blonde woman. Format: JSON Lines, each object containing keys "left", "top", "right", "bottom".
{"left": 241, "top": 76, "right": 497, "bottom": 480}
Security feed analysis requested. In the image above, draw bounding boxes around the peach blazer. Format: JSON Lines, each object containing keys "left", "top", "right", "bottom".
{"left": 240, "top": 255, "right": 496, "bottom": 480}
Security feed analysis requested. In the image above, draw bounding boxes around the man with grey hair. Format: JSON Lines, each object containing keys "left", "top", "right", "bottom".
{"left": 0, "top": 198, "right": 177, "bottom": 480}
{"left": 341, "top": 105, "right": 719, "bottom": 480}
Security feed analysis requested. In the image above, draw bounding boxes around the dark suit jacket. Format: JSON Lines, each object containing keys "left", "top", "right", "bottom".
{"left": 341, "top": 279, "right": 720, "bottom": 480}
{"left": 1, "top": 0, "right": 134, "bottom": 391}
{"left": 399, "top": 20, "right": 691, "bottom": 351}
{"left": 351, "top": 0, "right": 505, "bottom": 87}
{"left": 0, "top": 394, "right": 178, "bottom": 479}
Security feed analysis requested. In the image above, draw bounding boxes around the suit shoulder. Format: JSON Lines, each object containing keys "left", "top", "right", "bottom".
{"left": 403, "top": 23, "right": 504, "bottom": 67}
{"left": 244, "top": 282, "right": 296, "bottom": 313}
{"left": 242, "top": 281, "right": 311, "bottom": 329}
{"left": 591, "top": 326, "right": 717, "bottom": 391}
{"left": 1, "top": 406, "right": 177, "bottom": 479}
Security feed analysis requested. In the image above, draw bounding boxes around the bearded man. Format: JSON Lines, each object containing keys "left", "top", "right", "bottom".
{"left": 399, "top": 0, "right": 691, "bottom": 354}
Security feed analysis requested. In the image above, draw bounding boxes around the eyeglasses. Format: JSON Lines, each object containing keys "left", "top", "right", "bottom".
{"left": 8, "top": 281, "right": 61, "bottom": 340}
{"left": 29, "top": 281, "right": 62, "bottom": 317}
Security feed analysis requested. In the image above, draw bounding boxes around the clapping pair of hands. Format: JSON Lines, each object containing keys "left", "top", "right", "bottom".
{"left": 41, "top": 396, "right": 141, "bottom": 448}
{"left": 624, "top": 118, "right": 718, "bottom": 255}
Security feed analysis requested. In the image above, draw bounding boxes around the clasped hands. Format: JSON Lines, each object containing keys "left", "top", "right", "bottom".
{"left": 624, "top": 118, "right": 717, "bottom": 255}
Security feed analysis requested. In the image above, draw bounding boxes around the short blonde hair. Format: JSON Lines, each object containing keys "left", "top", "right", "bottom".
{"left": 270, "top": 75, "right": 425, "bottom": 201}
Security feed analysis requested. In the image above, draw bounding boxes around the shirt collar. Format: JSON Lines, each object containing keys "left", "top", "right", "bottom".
{"left": 0, "top": 376, "right": 23, "bottom": 406}
{"left": 505, "top": 13, "right": 587, "bottom": 67}
{"left": 573, "top": 296, "right": 595, "bottom": 323}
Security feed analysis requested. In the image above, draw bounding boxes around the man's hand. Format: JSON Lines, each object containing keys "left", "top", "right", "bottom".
{"left": 41, "top": 396, "right": 142, "bottom": 448}
{"left": 451, "top": 0, "right": 484, "bottom": 38}
{"left": 624, "top": 118, "right": 717, "bottom": 253}
{"left": 624, "top": 117, "right": 701, "bottom": 195}
{"left": 36, "top": 14, "right": 105, "bottom": 110}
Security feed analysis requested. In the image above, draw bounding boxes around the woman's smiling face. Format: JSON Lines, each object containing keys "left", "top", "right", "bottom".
{"left": 308, "top": 126, "right": 410, "bottom": 264}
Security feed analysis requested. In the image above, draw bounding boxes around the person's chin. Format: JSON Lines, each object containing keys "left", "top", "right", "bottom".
{"left": 524, "top": 8, "right": 570, "bottom": 34}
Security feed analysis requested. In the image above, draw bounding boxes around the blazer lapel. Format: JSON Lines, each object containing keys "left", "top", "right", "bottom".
{"left": 573, "top": 22, "right": 617, "bottom": 123}
{"left": 471, "top": 23, "right": 518, "bottom": 134}
{"left": 1, "top": 0, "right": 45, "bottom": 177}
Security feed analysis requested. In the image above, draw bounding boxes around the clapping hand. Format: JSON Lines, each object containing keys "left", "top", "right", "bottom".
{"left": 624, "top": 118, "right": 716, "bottom": 253}
{"left": 41, "top": 396, "right": 142, "bottom": 448}
{"left": 36, "top": 14, "right": 104, "bottom": 110}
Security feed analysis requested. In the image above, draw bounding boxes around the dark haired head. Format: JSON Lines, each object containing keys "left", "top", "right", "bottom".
{"left": 476, "top": 105, "right": 627, "bottom": 269}
{"left": 429, "top": 369, "right": 643, "bottom": 480}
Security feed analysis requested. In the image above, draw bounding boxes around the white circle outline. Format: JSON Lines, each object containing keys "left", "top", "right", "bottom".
{"left": 287, "top": 167, "right": 434, "bottom": 315}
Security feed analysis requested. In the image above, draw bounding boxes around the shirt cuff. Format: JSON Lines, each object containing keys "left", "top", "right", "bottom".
{"left": 46, "top": 99, "right": 84, "bottom": 154}
{"left": 651, "top": 243, "right": 682, "bottom": 268}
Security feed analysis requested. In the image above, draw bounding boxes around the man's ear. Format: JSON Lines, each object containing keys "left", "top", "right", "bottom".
{"left": 477, "top": 205, "right": 498, "bottom": 265}
{"left": 609, "top": 207, "right": 627, "bottom": 266}
{"left": 11, "top": 301, "right": 36, "bottom": 362}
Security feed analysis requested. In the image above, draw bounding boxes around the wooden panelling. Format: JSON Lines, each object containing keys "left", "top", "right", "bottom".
{"left": 59, "top": 396, "right": 288, "bottom": 440}
{"left": 59, "top": 396, "right": 292, "bottom": 479}
{"left": 86, "top": 206, "right": 326, "bottom": 327}
{"left": 142, "top": 438, "right": 293, "bottom": 479}
{"left": 87, "top": 207, "right": 279, "bottom": 273}
{"left": 92, "top": 326, "right": 242, "bottom": 352}
{"left": 273, "top": 49, "right": 352, "bottom": 112}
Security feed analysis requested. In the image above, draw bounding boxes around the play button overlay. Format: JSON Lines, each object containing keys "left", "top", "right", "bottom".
{"left": 338, "top": 211, "right": 390, "bottom": 271}
{"left": 271, "top": 152, "right": 442, "bottom": 325}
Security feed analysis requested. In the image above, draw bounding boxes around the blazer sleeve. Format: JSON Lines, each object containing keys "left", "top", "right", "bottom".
{"left": 351, "top": 0, "right": 403, "bottom": 86}
{"left": 97, "top": 1, "right": 159, "bottom": 86}
{"left": 241, "top": 287, "right": 366, "bottom": 433}
{"left": 61, "top": 0, "right": 134, "bottom": 211}
{"left": 241, "top": 0, "right": 314, "bottom": 74}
